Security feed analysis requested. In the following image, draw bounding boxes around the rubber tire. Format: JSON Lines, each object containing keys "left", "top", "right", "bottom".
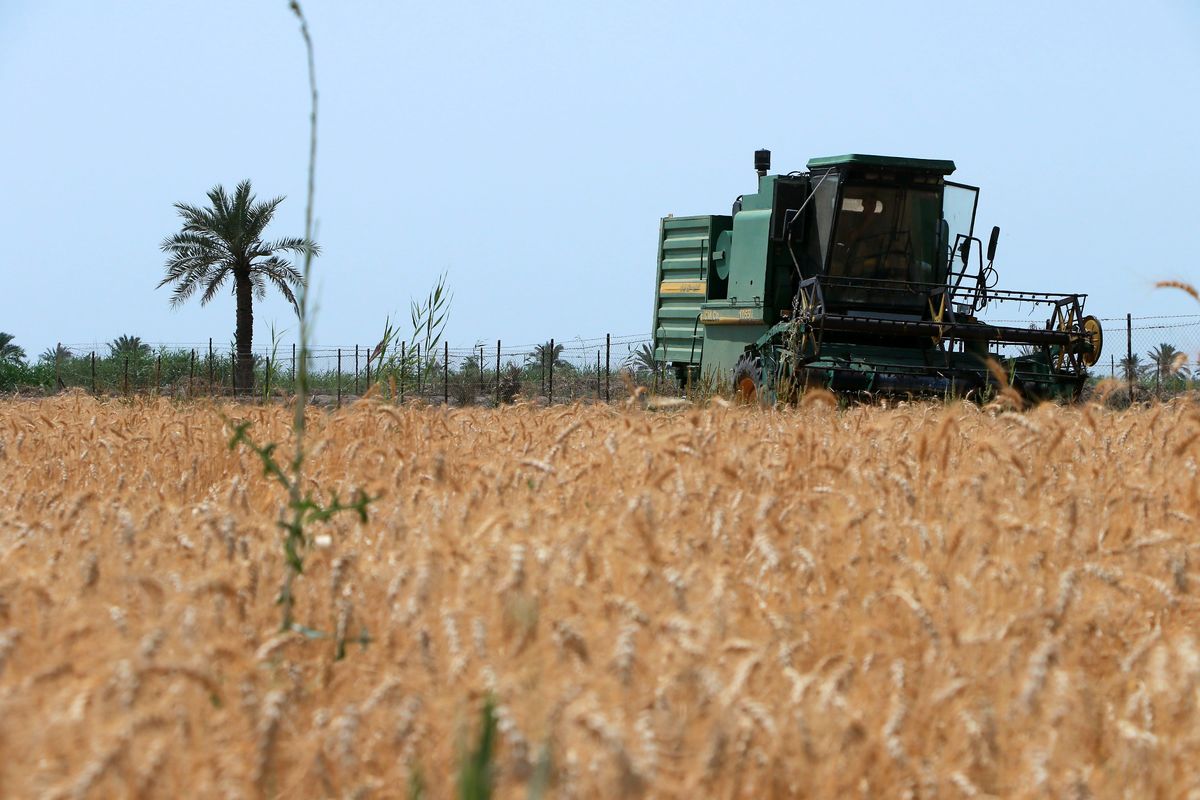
{"left": 732, "top": 353, "right": 763, "bottom": 404}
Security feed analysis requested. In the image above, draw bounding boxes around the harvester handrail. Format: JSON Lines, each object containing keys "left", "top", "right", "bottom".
{"left": 808, "top": 274, "right": 1086, "bottom": 307}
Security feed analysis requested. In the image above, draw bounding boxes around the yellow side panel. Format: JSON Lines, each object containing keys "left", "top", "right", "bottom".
{"left": 659, "top": 280, "right": 707, "bottom": 296}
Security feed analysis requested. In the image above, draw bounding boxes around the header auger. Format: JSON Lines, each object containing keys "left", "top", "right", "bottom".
{"left": 651, "top": 150, "right": 1102, "bottom": 402}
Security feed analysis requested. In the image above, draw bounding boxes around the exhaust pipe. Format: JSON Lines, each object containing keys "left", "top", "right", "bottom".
{"left": 755, "top": 149, "right": 770, "bottom": 177}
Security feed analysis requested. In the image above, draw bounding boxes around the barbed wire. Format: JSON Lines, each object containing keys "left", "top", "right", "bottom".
{"left": 36, "top": 318, "right": 1200, "bottom": 400}
{"left": 53, "top": 333, "right": 653, "bottom": 359}
{"left": 57, "top": 316, "right": 1200, "bottom": 358}
{"left": 985, "top": 314, "right": 1200, "bottom": 325}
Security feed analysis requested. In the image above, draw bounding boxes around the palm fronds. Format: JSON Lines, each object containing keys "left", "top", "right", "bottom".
{"left": 158, "top": 180, "right": 316, "bottom": 391}
{"left": 0, "top": 332, "right": 26, "bottom": 365}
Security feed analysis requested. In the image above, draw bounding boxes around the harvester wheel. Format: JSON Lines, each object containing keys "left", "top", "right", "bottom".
{"left": 732, "top": 353, "right": 763, "bottom": 404}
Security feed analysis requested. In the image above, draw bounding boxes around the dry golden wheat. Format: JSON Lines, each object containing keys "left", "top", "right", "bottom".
{"left": 1, "top": 394, "right": 1199, "bottom": 797}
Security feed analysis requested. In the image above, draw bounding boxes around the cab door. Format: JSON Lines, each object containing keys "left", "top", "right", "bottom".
{"left": 942, "top": 181, "right": 979, "bottom": 270}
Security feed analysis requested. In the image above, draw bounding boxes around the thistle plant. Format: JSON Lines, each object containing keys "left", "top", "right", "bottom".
{"left": 228, "top": 421, "right": 373, "bottom": 631}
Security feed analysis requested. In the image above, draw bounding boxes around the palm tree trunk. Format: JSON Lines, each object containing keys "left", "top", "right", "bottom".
{"left": 235, "top": 270, "right": 254, "bottom": 393}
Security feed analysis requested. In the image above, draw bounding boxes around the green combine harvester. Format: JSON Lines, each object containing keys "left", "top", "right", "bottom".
{"left": 651, "top": 150, "right": 1103, "bottom": 402}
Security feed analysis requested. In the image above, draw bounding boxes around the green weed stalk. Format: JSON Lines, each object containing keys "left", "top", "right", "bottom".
{"left": 261, "top": 322, "right": 286, "bottom": 403}
{"left": 457, "top": 697, "right": 497, "bottom": 800}
{"left": 230, "top": 1, "right": 375, "bottom": 634}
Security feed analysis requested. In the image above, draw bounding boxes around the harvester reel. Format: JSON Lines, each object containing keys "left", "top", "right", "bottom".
{"left": 796, "top": 322, "right": 820, "bottom": 362}
{"left": 927, "top": 292, "right": 948, "bottom": 348}
{"left": 794, "top": 279, "right": 826, "bottom": 362}
{"left": 732, "top": 352, "right": 764, "bottom": 404}
{"left": 1049, "top": 303, "right": 1081, "bottom": 372}
{"left": 774, "top": 352, "right": 800, "bottom": 404}
{"left": 1080, "top": 315, "right": 1103, "bottom": 367}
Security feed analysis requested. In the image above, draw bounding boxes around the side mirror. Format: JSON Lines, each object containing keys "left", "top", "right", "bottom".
{"left": 987, "top": 226, "right": 1000, "bottom": 262}
{"left": 959, "top": 238, "right": 971, "bottom": 266}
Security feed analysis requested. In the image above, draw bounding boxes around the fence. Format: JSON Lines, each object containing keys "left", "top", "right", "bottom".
{"left": 15, "top": 315, "right": 1200, "bottom": 404}
{"left": 1099, "top": 314, "right": 1200, "bottom": 399}
{"left": 989, "top": 314, "right": 1200, "bottom": 400}
{"left": 28, "top": 333, "right": 655, "bottom": 406}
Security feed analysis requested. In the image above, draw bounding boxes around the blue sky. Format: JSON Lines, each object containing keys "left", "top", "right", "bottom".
{"left": 2, "top": 1, "right": 1199, "bottom": 358}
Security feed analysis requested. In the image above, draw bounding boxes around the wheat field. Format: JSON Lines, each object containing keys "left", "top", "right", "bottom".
{"left": 1, "top": 392, "right": 1198, "bottom": 798}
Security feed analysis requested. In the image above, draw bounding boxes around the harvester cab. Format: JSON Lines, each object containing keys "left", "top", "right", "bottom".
{"left": 651, "top": 150, "right": 1102, "bottom": 401}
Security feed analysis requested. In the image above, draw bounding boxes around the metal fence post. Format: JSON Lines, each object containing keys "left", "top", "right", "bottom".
{"left": 416, "top": 343, "right": 421, "bottom": 395}
{"left": 209, "top": 338, "right": 214, "bottom": 388}
{"left": 189, "top": 349, "right": 195, "bottom": 397}
{"left": 292, "top": 343, "right": 296, "bottom": 390}
{"left": 479, "top": 345, "right": 485, "bottom": 398}
{"left": 597, "top": 350, "right": 601, "bottom": 399}
{"left": 337, "top": 347, "right": 342, "bottom": 408}
{"left": 355, "top": 344, "right": 359, "bottom": 396}
{"left": 549, "top": 337, "right": 554, "bottom": 405}
{"left": 1127, "top": 312, "right": 1133, "bottom": 400}
{"left": 443, "top": 341, "right": 449, "bottom": 405}
{"left": 496, "top": 339, "right": 501, "bottom": 405}
{"left": 91, "top": 351, "right": 97, "bottom": 395}
{"left": 265, "top": 355, "right": 272, "bottom": 401}
{"left": 605, "top": 333, "right": 611, "bottom": 402}
{"left": 155, "top": 354, "right": 161, "bottom": 395}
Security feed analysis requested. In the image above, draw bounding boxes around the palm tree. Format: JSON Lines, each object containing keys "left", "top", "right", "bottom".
{"left": 0, "top": 332, "right": 26, "bottom": 365}
{"left": 529, "top": 341, "right": 566, "bottom": 368}
{"left": 1147, "top": 342, "right": 1190, "bottom": 395}
{"left": 158, "top": 180, "right": 317, "bottom": 391}
{"left": 39, "top": 344, "right": 73, "bottom": 364}
{"left": 1016, "top": 325, "right": 1042, "bottom": 358}
{"left": 1147, "top": 343, "right": 1189, "bottom": 381}
{"left": 624, "top": 342, "right": 657, "bottom": 375}
{"left": 1120, "top": 353, "right": 1147, "bottom": 383}
{"left": 109, "top": 335, "right": 151, "bottom": 359}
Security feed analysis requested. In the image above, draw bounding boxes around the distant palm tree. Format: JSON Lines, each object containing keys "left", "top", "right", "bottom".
{"left": 39, "top": 343, "right": 73, "bottom": 364}
{"left": 158, "top": 180, "right": 317, "bottom": 391}
{"left": 1147, "top": 342, "right": 1190, "bottom": 381}
{"left": 0, "top": 332, "right": 26, "bottom": 365}
{"left": 625, "top": 342, "right": 657, "bottom": 375}
{"left": 1016, "top": 325, "right": 1042, "bottom": 358}
{"left": 109, "top": 335, "right": 151, "bottom": 359}
{"left": 1119, "top": 353, "right": 1147, "bottom": 382}
{"left": 529, "top": 341, "right": 566, "bottom": 368}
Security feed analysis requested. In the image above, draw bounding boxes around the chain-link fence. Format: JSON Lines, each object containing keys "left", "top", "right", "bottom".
{"left": 1097, "top": 314, "right": 1200, "bottom": 400}
{"left": 986, "top": 314, "right": 1200, "bottom": 400}
{"left": 10, "top": 333, "right": 655, "bottom": 405}
{"left": 10, "top": 316, "right": 1200, "bottom": 404}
